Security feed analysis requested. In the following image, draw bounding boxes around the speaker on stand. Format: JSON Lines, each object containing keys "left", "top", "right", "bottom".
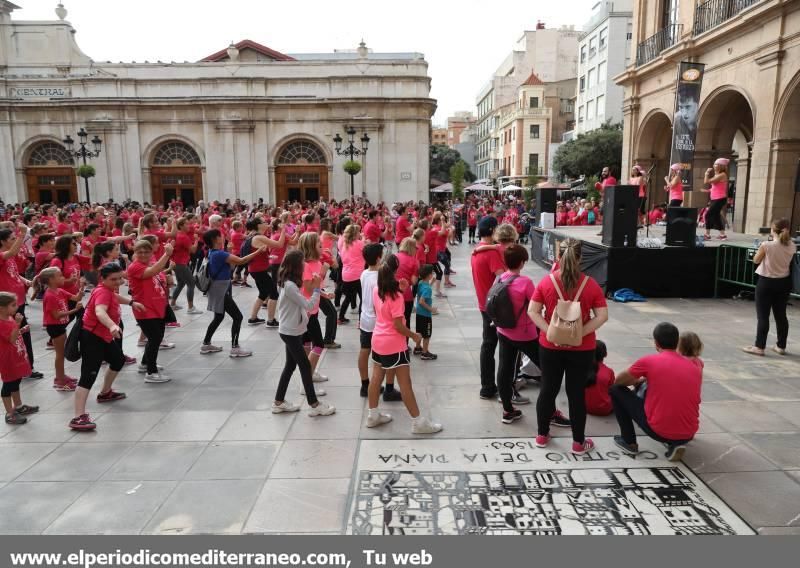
{"left": 601, "top": 185, "right": 639, "bottom": 247}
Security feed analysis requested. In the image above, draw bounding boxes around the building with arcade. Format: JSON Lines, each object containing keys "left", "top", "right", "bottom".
{"left": 0, "top": 2, "right": 436, "bottom": 207}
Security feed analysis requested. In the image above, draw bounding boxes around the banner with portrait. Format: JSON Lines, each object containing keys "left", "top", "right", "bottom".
{"left": 669, "top": 62, "right": 705, "bottom": 189}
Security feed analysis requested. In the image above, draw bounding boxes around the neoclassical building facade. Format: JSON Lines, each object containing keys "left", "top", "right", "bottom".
{"left": 0, "top": 2, "right": 436, "bottom": 206}
{"left": 616, "top": 0, "right": 800, "bottom": 234}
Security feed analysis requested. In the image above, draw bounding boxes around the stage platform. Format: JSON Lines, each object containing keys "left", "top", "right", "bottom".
{"left": 530, "top": 225, "right": 761, "bottom": 298}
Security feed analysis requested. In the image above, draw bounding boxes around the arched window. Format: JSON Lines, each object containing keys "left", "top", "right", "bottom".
{"left": 277, "top": 140, "right": 326, "bottom": 165}
{"left": 152, "top": 141, "right": 201, "bottom": 166}
{"left": 28, "top": 142, "right": 74, "bottom": 166}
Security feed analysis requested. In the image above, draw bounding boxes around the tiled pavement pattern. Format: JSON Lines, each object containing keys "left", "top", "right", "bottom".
{"left": 1, "top": 243, "right": 799, "bottom": 534}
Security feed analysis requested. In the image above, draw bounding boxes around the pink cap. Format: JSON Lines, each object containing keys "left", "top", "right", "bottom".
{"left": 670, "top": 163, "right": 682, "bottom": 172}
{"left": 632, "top": 164, "right": 644, "bottom": 174}
{"left": 714, "top": 157, "right": 730, "bottom": 166}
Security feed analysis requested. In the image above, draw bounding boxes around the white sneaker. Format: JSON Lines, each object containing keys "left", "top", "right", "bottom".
{"left": 312, "top": 371, "right": 328, "bottom": 383}
{"left": 171, "top": 304, "right": 184, "bottom": 311}
{"left": 144, "top": 373, "right": 171, "bottom": 384}
{"left": 159, "top": 341, "right": 176, "bottom": 350}
{"left": 308, "top": 402, "right": 336, "bottom": 417}
{"left": 187, "top": 306, "right": 203, "bottom": 315}
{"left": 366, "top": 412, "right": 393, "bottom": 428}
{"left": 412, "top": 416, "right": 443, "bottom": 434}
{"left": 271, "top": 401, "right": 301, "bottom": 414}
{"left": 137, "top": 364, "right": 165, "bottom": 374}
{"left": 229, "top": 347, "right": 253, "bottom": 358}
{"left": 350, "top": 308, "right": 359, "bottom": 315}
{"left": 200, "top": 344, "right": 223, "bottom": 354}
{"left": 300, "top": 388, "right": 326, "bottom": 397}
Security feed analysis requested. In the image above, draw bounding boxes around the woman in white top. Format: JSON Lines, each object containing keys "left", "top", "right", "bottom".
{"left": 743, "top": 218, "right": 797, "bottom": 356}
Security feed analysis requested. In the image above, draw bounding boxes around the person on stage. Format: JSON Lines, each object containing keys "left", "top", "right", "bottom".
{"left": 663, "top": 164, "right": 684, "bottom": 208}
{"left": 629, "top": 165, "right": 647, "bottom": 225}
{"left": 595, "top": 166, "right": 617, "bottom": 235}
{"left": 701, "top": 158, "right": 729, "bottom": 240}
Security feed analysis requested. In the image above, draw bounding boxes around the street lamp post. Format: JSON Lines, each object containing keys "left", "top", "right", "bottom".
{"left": 333, "top": 126, "right": 369, "bottom": 203}
{"left": 63, "top": 127, "right": 102, "bottom": 204}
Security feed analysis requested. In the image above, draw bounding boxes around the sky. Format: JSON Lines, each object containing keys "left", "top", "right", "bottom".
{"left": 18, "top": 0, "right": 597, "bottom": 124}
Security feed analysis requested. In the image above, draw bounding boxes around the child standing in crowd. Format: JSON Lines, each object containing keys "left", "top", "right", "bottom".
{"left": 272, "top": 250, "right": 335, "bottom": 417}
{"left": 414, "top": 264, "right": 438, "bottom": 360}
{"left": 584, "top": 340, "right": 614, "bottom": 416}
{"left": 40, "top": 268, "right": 84, "bottom": 391}
{"left": 678, "top": 332, "right": 704, "bottom": 373}
{"left": 298, "top": 232, "right": 330, "bottom": 383}
{"left": 0, "top": 292, "right": 38, "bottom": 425}
{"left": 358, "top": 243, "right": 400, "bottom": 401}
{"left": 365, "top": 254, "right": 442, "bottom": 434}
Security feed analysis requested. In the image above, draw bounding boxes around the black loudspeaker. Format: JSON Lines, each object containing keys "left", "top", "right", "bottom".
{"left": 536, "top": 188, "right": 557, "bottom": 215}
{"left": 601, "top": 185, "right": 638, "bottom": 247}
{"left": 666, "top": 207, "right": 698, "bottom": 247}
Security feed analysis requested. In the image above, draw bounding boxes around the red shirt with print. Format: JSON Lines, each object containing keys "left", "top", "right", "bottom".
{"left": 0, "top": 318, "right": 31, "bottom": 381}
{"left": 82, "top": 284, "right": 121, "bottom": 343}
{"left": 43, "top": 287, "right": 73, "bottom": 325}
{"left": 127, "top": 260, "right": 167, "bottom": 320}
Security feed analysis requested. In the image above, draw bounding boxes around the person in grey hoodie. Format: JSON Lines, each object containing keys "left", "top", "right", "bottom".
{"left": 272, "top": 250, "right": 336, "bottom": 417}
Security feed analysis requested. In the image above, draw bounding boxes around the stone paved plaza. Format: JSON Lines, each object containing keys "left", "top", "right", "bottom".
{"left": 0, "top": 244, "right": 799, "bottom": 535}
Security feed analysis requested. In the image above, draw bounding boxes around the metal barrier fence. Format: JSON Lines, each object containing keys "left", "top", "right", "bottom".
{"left": 715, "top": 243, "right": 800, "bottom": 298}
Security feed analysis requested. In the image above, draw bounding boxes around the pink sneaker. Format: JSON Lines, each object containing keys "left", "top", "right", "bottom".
{"left": 123, "top": 355, "right": 137, "bottom": 366}
{"left": 571, "top": 438, "right": 595, "bottom": 455}
{"left": 53, "top": 378, "right": 76, "bottom": 392}
{"left": 166, "top": 322, "right": 181, "bottom": 328}
{"left": 535, "top": 434, "right": 551, "bottom": 448}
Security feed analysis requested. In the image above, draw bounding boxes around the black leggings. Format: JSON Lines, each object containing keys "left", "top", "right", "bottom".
{"left": 432, "top": 262, "right": 443, "bottom": 282}
{"left": 437, "top": 250, "right": 452, "bottom": 276}
{"left": 203, "top": 290, "right": 243, "bottom": 346}
{"left": 78, "top": 330, "right": 124, "bottom": 390}
{"left": 755, "top": 275, "right": 791, "bottom": 350}
{"left": 16, "top": 305, "right": 33, "bottom": 368}
{"left": 468, "top": 226, "right": 476, "bottom": 241}
{"left": 404, "top": 300, "right": 413, "bottom": 330}
{"left": 536, "top": 346, "right": 594, "bottom": 442}
{"left": 319, "top": 297, "right": 337, "bottom": 343}
{"left": 705, "top": 198, "right": 726, "bottom": 231}
{"left": 1, "top": 379, "right": 21, "bottom": 397}
{"left": 668, "top": 199, "right": 683, "bottom": 208}
{"left": 497, "top": 335, "right": 540, "bottom": 412}
{"left": 137, "top": 318, "right": 165, "bottom": 373}
{"left": 276, "top": 333, "right": 318, "bottom": 405}
{"left": 339, "top": 280, "right": 362, "bottom": 319}
{"left": 252, "top": 270, "right": 277, "bottom": 302}
{"left": 303, "top": 314, "right": 325, "bottom": 349}
{"left": 268, "top": 265, "right": 280, "bottom": 300}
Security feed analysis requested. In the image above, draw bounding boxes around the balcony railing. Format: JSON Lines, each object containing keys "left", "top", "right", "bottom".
{"left": 694, "top": 0, "right": 761, "bottom": 36}
{"left": 636, "top": 24, "right": 683, "bottom": 66}
{"left": 525, "top": 166, "right": 545, "bottom": 176}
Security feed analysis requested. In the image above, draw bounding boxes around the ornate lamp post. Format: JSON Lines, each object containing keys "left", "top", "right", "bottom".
{"left": 333, "top": 126, "right": 369, "bottom": 202}
{"left": 63, "top": 127, "right": 102, "bottom": 203}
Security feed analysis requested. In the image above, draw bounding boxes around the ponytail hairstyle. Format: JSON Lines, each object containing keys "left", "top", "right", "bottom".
{"left": 377, "top": 254, "right": 401, "bottom": 301}
{"left": 54, "top": 234, "right": 75, "bottom": 262}
{"left": 278, "top": 249, "right": 305, "bottom": 289}
{"left": 558, "top": 238, "right": 583, "bottom": 293}
{"left": 298, "top": 231, "right": 320, "bottom": 261}
{"left": 343, "top": 224, "right": 359, "bottom": 247}
{"left": 772, "top": 218, "right": 791, "bottom": 246}
{"left": 92, "top": 241, "right": 117, "bottom": 269}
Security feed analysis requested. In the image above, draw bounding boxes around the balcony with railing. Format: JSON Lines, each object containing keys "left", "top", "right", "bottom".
{"left": 693, "top": 0, "right": 762, "bottom": 36}
{"left": 525, "top": 166, "right": 545, "bottom": 176}
{"left": 635, "top": 24, "right": 683, "bottom": 66}
{"left": 498, "top": 106, "right": 552, "bottom": 126}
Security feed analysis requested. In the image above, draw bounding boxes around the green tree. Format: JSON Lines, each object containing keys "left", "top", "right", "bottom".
{"left": 430, "top": 144, "right": 476, "bottom": 183}
{"left": 552, "top": 123, "right": 623, "bottom": 179}
{"left": 450, "top": 160, "right": 466, "bottom": 201}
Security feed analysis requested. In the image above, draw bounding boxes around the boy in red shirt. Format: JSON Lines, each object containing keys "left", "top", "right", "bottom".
{"left": 610, "top": 322, "right": 701, "bottom": 462}
{"left": 0, "top": 292, "right": 38, "bottom": 425}
{"left": 40, "top": 267, "right": 84, "bottom": 391}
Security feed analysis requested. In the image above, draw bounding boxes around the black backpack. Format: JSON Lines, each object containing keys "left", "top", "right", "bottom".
{"left": 240, "top": 235, "right": 254, "bottom": 258}
{"left": 485, "top": 274, "right": 524, "bottom": 328}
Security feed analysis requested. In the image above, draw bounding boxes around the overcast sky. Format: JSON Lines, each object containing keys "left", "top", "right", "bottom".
{"left": 19, "top": 0, "right": 597, "bottom": 124}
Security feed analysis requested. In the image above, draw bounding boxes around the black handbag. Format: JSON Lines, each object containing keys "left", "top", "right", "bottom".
{"left": 64, "top": 315, "right": 83, "bottom": 362}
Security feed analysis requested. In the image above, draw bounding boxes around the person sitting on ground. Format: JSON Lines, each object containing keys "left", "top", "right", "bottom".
{"left": 610, "top": 322, "right": 701, "bottom": 462}
{"left": 678, "top": 331, "right": 704, "bottom": 372}
{"left": 585, "top": 340, "right": 614, "bottom": 416}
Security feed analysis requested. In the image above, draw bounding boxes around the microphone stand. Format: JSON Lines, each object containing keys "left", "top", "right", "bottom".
{"left": 644, "top": 163, "right": 656, "bottom": 239}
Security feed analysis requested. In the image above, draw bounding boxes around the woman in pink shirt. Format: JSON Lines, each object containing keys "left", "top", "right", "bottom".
{"left": 365, "top": 255, "right": 441, "bottom": 435}
{"left": 337, "top": 224, "right": 365, "bottom": 323}
{"left": 701, "top": 157, "right": 729, "bottom": 240}
{"left": 664, "top": 163, "right": 684, "bottom": 208}
{"left": 495, "top": 244, "right": 541, "bottom": 425}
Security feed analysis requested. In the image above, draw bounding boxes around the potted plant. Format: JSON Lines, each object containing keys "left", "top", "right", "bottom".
{"left": 77, "top": 164, "right": 96, "bottom": 179}
{"left": 343, "top": 160, "right": 362, "bottom": 176}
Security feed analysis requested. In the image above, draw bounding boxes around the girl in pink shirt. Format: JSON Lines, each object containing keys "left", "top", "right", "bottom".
{"left": 702, "top": 158, "right": 729, "bottom": 240}
{"left": 365, "top": 255, "right": 442, "bottom": 435}
{"left": 337, "top": 224, "right": 364, "bottom": 323}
